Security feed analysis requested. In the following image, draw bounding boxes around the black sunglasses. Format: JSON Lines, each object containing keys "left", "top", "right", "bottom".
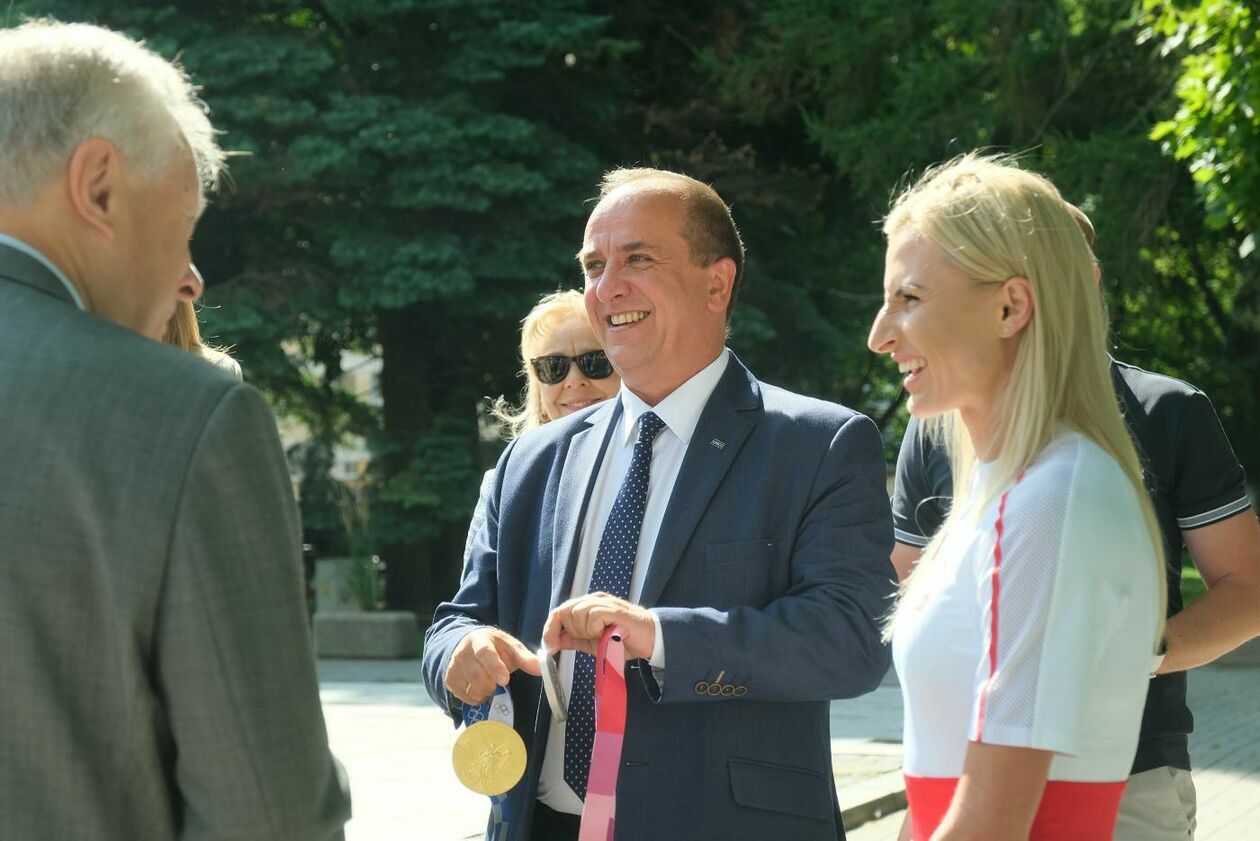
{"left": 530, "top": 350, "right": 614, "bottom": 385}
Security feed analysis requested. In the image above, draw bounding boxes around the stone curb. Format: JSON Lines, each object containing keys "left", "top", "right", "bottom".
{"left": 841, "top": 777, "right": 908, "bottom": 831}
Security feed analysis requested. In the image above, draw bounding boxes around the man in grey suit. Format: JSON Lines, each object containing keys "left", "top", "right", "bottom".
{"left": 424, "top": 168, "right": 895, "bottom": 840}
{"left": 0, "top": 20, "right": 350, "bottom": 840}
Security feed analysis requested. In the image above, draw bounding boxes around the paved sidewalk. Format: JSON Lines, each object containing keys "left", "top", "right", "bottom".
{"left": 320, "top": 681, "right": 482, "bottom": 841}
{"left": 319, "top": 652, "right": 1260, "bottom": 840}
{"left": 319, "top": 661, "right": 905, "bottom": 841}
{"left": 1188, "top": 647, "right": 1260, "bottom": 839}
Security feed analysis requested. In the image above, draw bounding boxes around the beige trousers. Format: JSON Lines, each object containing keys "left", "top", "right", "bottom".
{"left": 1113, "top": 767, "right": 1197, "bottom": 840}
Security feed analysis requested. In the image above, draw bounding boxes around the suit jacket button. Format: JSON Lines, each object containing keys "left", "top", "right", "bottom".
{"left": 694, "top": 681, "right": 709, "bottom": 695}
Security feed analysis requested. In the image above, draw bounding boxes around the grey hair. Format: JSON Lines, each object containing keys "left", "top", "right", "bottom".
{"left": 0, "top": 19, "right": 225, "bottom": 207}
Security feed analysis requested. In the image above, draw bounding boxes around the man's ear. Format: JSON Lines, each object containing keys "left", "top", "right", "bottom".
{"left": 706, "top": 257, "right": 737, "bottom": 315}
{"left": 999, "top": 276, "right": 1035, "bottom": 338}
{"left": 65, "top": 137, "right": 121, "bottom": 242}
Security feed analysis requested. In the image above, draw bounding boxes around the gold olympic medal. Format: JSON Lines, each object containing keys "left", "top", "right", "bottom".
{"left": 452, "top": 719, "right": 527, "bottom": 796}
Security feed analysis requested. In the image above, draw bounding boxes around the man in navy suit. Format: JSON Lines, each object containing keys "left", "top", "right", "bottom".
{"left": 422, "top": 168, "right": 895, "bottom": 840}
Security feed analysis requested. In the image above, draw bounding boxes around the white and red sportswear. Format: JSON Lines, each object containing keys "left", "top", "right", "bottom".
{"left": 893, "top": 432, "right": 1162, "bottom": 840}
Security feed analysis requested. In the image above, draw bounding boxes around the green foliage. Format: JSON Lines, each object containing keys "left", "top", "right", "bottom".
{"left": 1137, "top": 0, "right": 1260, "bottom": 475}
{"left": 1182, "top": 561, "right": 1207, "bottom": 606}
{"left": 369, "top": 418, "right": 478, "bottom": 542}
{"left": 709, "top": 0, "right": 1259, "bottom": 471}
{"left": 345, "top": 555, "right": 385, "bottom": 612}
{"left": 1143, "top": 0, "right": 1260, "bottom": 250}
{"left": 9, "top": 0, "right": 1255, "bottom": 613}
{"left": 14, "top": 0, "right": 621, "bottom": 613}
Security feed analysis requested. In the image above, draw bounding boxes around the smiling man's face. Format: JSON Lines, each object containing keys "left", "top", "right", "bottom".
{"left": 580, "top": 187, "right": 728, "bottom": 404}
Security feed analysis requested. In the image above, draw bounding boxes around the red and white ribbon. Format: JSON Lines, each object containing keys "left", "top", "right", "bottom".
{"left": 578, "top": 625, "right": 628, "bottom": 841}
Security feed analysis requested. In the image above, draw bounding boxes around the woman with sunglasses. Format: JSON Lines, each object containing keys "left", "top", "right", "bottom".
{"left": 461, "top": 290, "right": 621, "bottom": 573}
{"left": 492, "top": 289, "right": 620, "bottom": 436}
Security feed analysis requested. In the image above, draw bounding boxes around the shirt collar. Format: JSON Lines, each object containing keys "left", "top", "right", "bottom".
{"left": 618, "top": 349, "right": 730, "bottom": 446}
{"left": 0, "top": 234, "right": 85, "bottom": 310}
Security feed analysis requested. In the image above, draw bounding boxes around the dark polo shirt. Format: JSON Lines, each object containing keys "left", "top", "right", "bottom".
{"left": 891, "top": 359, "right": 1252, "bottom": 774}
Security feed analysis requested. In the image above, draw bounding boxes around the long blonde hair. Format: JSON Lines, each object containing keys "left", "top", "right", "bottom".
{"left": 885, "top": 153, "right": 1165, "bottom": 639}
{"left": 163, "top": 299, "right": 239, "bottom": 376}
{"left": 490, "top": 289, "right": 592, "bottom": 438}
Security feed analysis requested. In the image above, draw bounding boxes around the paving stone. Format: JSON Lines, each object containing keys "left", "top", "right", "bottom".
{"left": 847, "top": 809, "right": 906, "bottom": 841}
{"left": 1186, "top": 663, "right": 1260, "bottom": 840}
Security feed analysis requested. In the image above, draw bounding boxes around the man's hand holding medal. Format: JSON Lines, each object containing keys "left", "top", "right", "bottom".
{"left": 445, "top": 627, "right": 540, "bottom": 706}
{"left": 443, "top": 594, "right": 650, "bottom": 806}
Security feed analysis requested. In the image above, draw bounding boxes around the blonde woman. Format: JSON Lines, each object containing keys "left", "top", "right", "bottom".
{"left": 491, "top": 289, "right": 621, "bottom": 436}
{"left": 867, "top": 155, "right": 1164, "bottom": 841}
{"left": 163, "top": 297, "right": 241, "bottom": 380}
{"left": 463, "top": 290, "right": 620, "bottom": 570}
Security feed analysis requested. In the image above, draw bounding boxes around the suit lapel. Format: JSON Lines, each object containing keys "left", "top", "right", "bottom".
{"left": 550, "top": 399, "right": 620, "bottom": 610}
{"left": 638, "top": 358, "right": 761, "bottom": 608}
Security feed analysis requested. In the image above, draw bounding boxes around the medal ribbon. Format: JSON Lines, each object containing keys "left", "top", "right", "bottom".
{"left": 578, "top": 626, "right": 628, "bottom": 841}
{"left": 462, "top": 685, "right": 515, "bottom": 840}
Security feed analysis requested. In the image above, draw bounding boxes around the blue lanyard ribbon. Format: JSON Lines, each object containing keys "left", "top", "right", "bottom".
{"left": 462, "top": 685, "right": 515, "bottom": 840}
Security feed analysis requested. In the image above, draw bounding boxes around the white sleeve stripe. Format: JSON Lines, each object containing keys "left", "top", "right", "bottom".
{"left": 1176, "top": 496, "right": 1253, "bottom": 529}
{"left": 895, "top": 528, "right": 931, "bottom": 547}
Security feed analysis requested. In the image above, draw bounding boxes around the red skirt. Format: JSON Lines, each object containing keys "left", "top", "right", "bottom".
{"left": 905, "top": 774, "right": 1127, "bottom": 840}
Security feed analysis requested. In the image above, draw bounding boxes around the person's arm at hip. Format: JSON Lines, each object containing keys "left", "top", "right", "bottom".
{"left": 892, "top": 542, "right": 924, "bottom": 583}
{"left": 1160, "top": 509, "right": 1260, "bottom": 673}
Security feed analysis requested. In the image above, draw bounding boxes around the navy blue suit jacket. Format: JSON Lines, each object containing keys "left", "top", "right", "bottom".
{"left": 423, "top": 353, "right": 896, "bottom": 840}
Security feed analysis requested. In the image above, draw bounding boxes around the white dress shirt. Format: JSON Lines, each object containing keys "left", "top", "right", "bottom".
{"left": 0, "top": 234, "right": 86, "bottom": 310}
{"left": 537, "top": 349, "right": 730, "bottom": 814}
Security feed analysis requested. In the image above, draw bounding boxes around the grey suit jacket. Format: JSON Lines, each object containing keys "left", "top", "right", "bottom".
{"left": 0, "top": 243, "right": 351, "bottom": 840}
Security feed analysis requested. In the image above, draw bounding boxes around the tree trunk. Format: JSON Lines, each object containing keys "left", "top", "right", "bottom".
{"left": 375, "top": 301, "right": 485, "bottom": 622}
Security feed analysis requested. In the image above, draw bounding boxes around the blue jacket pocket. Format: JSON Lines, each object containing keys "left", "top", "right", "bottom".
{"left": 728, "top": 756, "right": 831, "bottom": 820}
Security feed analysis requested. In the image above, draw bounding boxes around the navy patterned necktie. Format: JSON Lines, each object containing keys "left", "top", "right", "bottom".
{"left": 563, "top": 410, "right": 666, "bottom": 800}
